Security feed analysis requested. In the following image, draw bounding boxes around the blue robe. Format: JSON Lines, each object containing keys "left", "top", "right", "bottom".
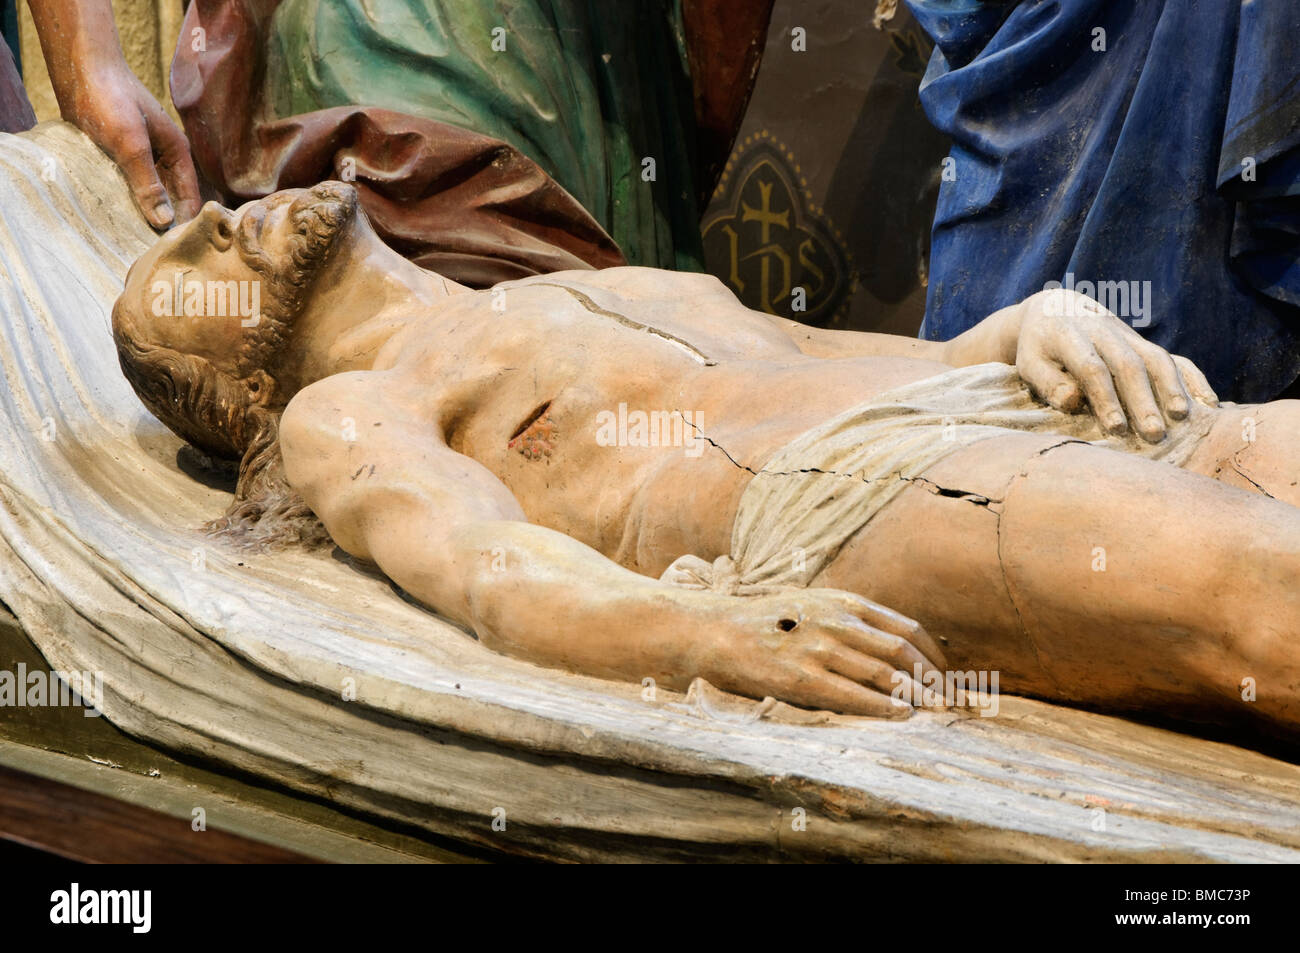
{"left": 908, "top": 0, "right": 1300, "bottom": 401}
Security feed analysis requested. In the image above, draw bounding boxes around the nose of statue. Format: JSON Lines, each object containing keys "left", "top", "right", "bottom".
{"left": 194, "top": 201, "right": 235, "bottom": 250}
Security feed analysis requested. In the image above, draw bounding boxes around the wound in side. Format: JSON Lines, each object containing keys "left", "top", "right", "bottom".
{"left": 508, "top": 400, "right": 558, "bottom": 460}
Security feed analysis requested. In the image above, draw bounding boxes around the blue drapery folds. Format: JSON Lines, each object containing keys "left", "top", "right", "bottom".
{"left": 908, "top": 0, "right": 1300, "bottom": 401}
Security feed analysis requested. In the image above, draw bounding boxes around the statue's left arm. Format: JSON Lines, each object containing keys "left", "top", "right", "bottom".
{"left": 771, "top": 289, "right": 1218, "bottom": 443}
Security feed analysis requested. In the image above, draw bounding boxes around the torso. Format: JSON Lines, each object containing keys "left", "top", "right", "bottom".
{"left": 363, "top": 268, "right": 952, "bottom": 575}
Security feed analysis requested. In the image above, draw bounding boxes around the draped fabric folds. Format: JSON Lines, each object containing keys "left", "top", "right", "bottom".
{"left": 908, "top": 0, "right": 1300, "bottom": 402}
{"left": 172, "top": 0, "right": 628, "bottom": 287}
{"left": 172, "top": 0, "right": 773, "bottom": 286}
{"left": 0, "top": 24, "right": 33, "bottom": 133}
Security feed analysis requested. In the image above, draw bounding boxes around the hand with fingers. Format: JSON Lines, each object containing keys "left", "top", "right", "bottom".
{"left": 28, "top": 0, "right": 200, "bottom": 230}
{"left": 699, "top": 588, "right": 949, "bottom": 717}
{"left": 1014, "top": 288, "right": 1219, "bottom": 443}
{"left": 63, "top": 63, "right": 201, "bottom": 230}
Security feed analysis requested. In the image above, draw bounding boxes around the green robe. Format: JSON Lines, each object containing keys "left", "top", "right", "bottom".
{"left": 264, "top": 0, "right": 704, "bottom": 271}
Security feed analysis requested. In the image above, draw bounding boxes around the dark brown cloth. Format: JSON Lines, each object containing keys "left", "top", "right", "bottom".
{"left": 0, "top": 37, "right": 35, "bottom": 134}
{"left": 171, "top": 0, "right": 773, "bottom": 287}
{"left": 681, "top": 1, "right": 776, "bottom": 209}
{"left": 171, "top": 0, "right": 626, "bottom": 288}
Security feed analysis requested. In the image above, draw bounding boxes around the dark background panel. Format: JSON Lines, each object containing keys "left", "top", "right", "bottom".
{"left": 702, "top": 0, "right": 949, "bottom": 336}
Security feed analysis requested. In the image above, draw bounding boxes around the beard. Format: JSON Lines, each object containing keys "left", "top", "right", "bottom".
{"left": 233, "top": 181, "right": 359, "bottom": 375}
{"left": 280, "top": 180, "right": 358, "bottom": 288}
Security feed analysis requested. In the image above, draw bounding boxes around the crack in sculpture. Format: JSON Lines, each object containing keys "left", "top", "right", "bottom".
{"left": 1230, "top": 447, "right": 1275, "bottom": 500}
{"left": 993, "top": 440, "right": 1083, "bottom": 693}
{"left": 530, "top": 282, "right": 718, "bottom": 365}
{"left": 677, "top": 411, "right": 1004, "bottom": 508}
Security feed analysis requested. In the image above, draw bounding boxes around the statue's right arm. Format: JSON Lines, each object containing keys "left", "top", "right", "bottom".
{"left": 279, "top": 371, "right": 739, "bottom": 687}
{"left": 279, "top": 372, "right": 945, "bottom": 716}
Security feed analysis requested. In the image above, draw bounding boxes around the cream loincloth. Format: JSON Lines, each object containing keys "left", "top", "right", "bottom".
{"left": 660, "top": 362, "right": 1220, "bottom": 595}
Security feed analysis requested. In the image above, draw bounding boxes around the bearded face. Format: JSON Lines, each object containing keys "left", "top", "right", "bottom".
{"left": 114, "top": 181, "right": 360, "bottom": 389}
{"left": 107, "top": 183, "right": 361, "bottom": 549}
{"left": 229, "top": 181, "right": 358, "bottom": 371}
{"left": 111, "top": 182, "right": 361, "bottom": 458}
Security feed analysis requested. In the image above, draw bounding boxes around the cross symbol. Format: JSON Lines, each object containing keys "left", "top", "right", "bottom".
{"left": 740, "top": 179, "right": 790, "bottom": 244}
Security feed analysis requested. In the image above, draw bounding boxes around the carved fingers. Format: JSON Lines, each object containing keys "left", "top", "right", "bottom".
{"left": 1172, "top": 353, "right": 1219, "bottom": 406}
{"left": 70, "top": 67, "right": 200, "bottom": 230}
{"left": 1016, "top": 289, "right": 1217, "bottom": 442}
{"left": 710, "top": 590, "right": 950, "bottom": 718}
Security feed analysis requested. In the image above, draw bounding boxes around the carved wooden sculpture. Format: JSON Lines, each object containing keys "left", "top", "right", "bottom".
{"left": 108, "top": 183, "right": 1300, "bottom": 744}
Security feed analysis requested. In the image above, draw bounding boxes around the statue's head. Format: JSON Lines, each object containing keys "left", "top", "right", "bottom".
{"left": 113, "top": 180, "right": 357, "bottom": 455}
{"left": 111, "top": 181, "right": 360, "bottom": 546}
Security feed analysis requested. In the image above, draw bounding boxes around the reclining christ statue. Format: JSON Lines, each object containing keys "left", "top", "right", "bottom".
{"left": 110, "top": 182, "right": 1300, "bottom": 737}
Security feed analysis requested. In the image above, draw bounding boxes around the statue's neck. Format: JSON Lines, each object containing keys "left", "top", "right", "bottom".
{"left": 274, "top": 237, "right": 467, "bottom": 396}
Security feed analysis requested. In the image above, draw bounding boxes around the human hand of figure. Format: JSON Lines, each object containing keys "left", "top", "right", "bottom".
{"left": 1014, "top": 288, "right": 1218, "bottom": 443}
{"left": 61, "top": 60, "right": 200, "bottom": 230}
{"left": 697, "top": 588, "right": 948, "bottom": 717}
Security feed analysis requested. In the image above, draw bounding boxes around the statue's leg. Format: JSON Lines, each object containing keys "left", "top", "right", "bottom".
{"left": 813, "top": 428, "right": 1300, "bottom": 733}
{"left": 1181, "top": 399, "right": 1300, "bottom": 506}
